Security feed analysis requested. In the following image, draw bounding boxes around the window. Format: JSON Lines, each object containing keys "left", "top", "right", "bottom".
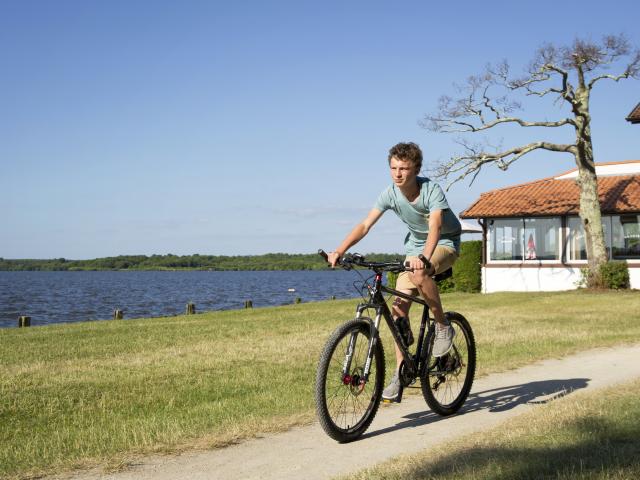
{"left": 524, "top": 218, "right": 561, "bottom": 261}
{"left": 568, "top": 216, "right": 612, "bottom": 261}
{"left": 489, "top": 218, "right": 561, "bottom": 261}
{"left": 490, "top": 219, "right": 524, "bottom": 261}
{"left": 612, "top": 214, "right": 640, "bottom": 259}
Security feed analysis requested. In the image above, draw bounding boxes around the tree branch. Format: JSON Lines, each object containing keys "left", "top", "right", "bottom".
{"left": 436, "top": 141, "right": 577, "bottom": 189}
{"left": 512, "top": 63, "right": 576, "bottom": 104}
{"left": 588, "top": 50, "right": 640, "bottom": 88}
{"left": 427, "top": 115, "right": 575, "bottom": 133}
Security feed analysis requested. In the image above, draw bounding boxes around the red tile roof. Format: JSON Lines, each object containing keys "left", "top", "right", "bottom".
{"left": 627, "top": 102, "right": 640, "bottom": 123}
{"left": 460, "top": 174, "right": 640, "bottom": 219}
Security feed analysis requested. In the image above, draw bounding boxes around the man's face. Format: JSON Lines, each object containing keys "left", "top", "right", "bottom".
{"left": 389, "top": 156, "right": 418, "bottom": 188}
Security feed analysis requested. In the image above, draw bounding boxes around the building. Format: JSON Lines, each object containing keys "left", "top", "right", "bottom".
{"left": 460, "top": 161, "right": 640, "bottom": 292}
{"left": 626, "top": 102, "right": 640, "bottom": 124}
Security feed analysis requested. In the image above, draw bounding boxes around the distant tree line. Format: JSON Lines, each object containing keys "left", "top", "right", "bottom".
{"left": 0, "top": 252, "right": 405, "bottom": 271}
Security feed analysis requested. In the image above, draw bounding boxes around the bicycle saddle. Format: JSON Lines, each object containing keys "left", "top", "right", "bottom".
{"left": 433, "top": 268, "right": 452, "bottom": 282}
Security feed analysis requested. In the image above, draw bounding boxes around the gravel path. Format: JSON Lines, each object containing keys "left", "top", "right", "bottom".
{"left": 58, "top": 344, "right": 640, "bottom": 480}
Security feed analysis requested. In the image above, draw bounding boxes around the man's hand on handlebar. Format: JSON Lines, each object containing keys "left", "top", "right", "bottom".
{"left": 404, "top": 256, "right": 424, "bottom": 272}
{"left": 405, "top": 255, "right": 434, "bottom": 275}
{"left": 327, "top": 251, "right": 341, "bottom": 268}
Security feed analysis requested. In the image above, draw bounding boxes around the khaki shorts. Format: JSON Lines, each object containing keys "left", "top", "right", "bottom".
{"left": 395, "top": 245, "right": 458, "bottom": 292}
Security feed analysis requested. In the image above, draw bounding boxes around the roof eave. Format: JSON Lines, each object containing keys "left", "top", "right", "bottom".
{"left": 626, "top": 102, "right": 640, "bottom": 123}
{"left": 461, "top": 208, "right": 640, "bottom": 219}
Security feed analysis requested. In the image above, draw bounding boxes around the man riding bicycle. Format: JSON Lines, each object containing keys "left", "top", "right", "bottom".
{"left": 327, "top": 142, "right": 462, "bottom": 402}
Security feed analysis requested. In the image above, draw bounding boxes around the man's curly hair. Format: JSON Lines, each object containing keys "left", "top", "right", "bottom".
{"left": 388, "top": 142, "right": 422, "bottom": 172}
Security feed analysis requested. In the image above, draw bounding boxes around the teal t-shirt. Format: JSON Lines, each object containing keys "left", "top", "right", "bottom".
{"left": 374, "top": 177, "right": 462, "bottom": 255}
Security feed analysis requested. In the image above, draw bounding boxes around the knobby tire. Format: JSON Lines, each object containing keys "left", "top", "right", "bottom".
{"left": 421, "top": 311, "right": 476, "bottom": 416}
{"left": 314, "top": 319, "right": 385, "bottom": 442}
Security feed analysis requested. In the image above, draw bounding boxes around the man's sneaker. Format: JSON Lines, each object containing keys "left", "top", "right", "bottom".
{"left": 382, "top": 372, "right": 401, "bottom": 401}
{"left": 433, "top": 322, "right": 455, "bottom": 357}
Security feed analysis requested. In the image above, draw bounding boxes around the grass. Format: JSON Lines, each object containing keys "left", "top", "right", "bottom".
{"left": 342, "top": 378, "right": 640, "bottom": 480}
{"left": 1, "top": 289, "right": 640, "bottom": 479}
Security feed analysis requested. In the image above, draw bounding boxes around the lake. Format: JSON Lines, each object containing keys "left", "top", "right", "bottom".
{"left": 0, "top": 270, "right": 372, "bottom": 328}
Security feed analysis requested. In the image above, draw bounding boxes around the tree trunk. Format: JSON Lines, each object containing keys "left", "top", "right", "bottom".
{"left": 576, "top": 166, "right": 608, "bottom": 282}
{"left": 573, "top": 87, "right": 608, "bottom": 287}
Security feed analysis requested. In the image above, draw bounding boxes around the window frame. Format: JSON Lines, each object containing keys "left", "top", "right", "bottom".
{"left": 487, "top": 216, "right": 563, "bottom": 264}
{"left": 611, "top": 214, "right": 640, "bottom": 260}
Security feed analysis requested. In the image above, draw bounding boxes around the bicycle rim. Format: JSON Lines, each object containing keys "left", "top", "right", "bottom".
{"left": 422, "top": 312, "right": 475, "bottom": 414}
{"left": 316, "top": 319, "right": 384, "bottom": 441}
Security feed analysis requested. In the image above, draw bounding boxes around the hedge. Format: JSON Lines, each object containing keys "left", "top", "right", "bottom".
{"left": 451, "top": 240, "right": 482, "bottom": 293}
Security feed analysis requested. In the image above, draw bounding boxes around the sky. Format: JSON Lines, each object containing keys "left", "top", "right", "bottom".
{"left": 1, "top": 0, "right": 639, "bottom": 259}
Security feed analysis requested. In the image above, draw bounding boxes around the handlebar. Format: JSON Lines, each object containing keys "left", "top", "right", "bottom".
{"left": 318, "top": 249, "right": 432, "bottom": 273}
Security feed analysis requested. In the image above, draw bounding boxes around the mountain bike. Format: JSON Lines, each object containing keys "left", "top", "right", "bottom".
{"left": 315, "top": 250, "right": 476, "bottom": 442}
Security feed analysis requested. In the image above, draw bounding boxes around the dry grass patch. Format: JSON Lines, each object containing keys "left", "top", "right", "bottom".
{"left": 343, "top": 378, "right": 640, "bottom": 480}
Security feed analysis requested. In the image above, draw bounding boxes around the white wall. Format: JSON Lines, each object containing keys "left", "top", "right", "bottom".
{"left": 630, "top": 268, "right": 640, "bottom": 290}
{"left": 554, "top": 161, "right": 640, "bottom": 179}
{"left": 482, "top": 265, "right": 640, "bottom": 293}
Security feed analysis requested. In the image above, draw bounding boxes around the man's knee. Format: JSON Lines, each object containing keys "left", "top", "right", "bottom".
{"left": 408, "top": 270, "right": 427, "bottom": 287}
{"left": 392, "top": 292, "right": 412, "bottom": 316}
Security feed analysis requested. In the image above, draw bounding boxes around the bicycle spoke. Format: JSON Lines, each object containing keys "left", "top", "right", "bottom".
{"left": 323, "top": 327, "right": 374, "bottom": 430}
{"left": 421, "top": 314, "right": 475, "bottom": 416}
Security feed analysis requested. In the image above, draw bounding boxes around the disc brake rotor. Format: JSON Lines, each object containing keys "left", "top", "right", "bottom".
{"left": 344, "top": 367, "right": 366, "bottom": 396}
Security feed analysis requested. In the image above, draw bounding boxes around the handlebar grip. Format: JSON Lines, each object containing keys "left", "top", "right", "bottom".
{"left": 418, "top": 254, "right": 432, "bottom": 270}
{"left": 318, "top": 249, "right": 329, "bottom": 262}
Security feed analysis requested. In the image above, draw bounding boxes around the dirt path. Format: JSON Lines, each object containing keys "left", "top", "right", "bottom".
{"left": 60, "top": 344, "right": 640, "bottom": 480}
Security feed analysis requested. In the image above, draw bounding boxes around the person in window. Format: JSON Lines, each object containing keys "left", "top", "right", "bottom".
{"left": 327, "top": 142, "right": 462, "bottom": 402}
{"left": 526, "top": 233, "right": 537, "bottom": 260}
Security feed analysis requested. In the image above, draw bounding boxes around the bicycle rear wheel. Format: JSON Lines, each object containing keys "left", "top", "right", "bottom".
{"left": 315, "top": 318, "right": 385, "bottom": 442}
{"left": 421, "top": 311, "right": 476, "bottom": 416}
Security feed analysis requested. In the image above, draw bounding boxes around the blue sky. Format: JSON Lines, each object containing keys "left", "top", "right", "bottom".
{"left": 2, "top": 1, "right": 639, "bottom": 259}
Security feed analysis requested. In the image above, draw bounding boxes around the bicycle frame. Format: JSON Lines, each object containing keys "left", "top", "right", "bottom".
{"left": 349, "top": 271, "right": 434, "bottom": 383}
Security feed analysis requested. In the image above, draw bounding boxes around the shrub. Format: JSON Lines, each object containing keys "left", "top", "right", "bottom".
{"left": 599, "top": 261, "right": 630, "bottom": 289}
{"left": 386, "top": 271, "right": 399, "bottom": 289}
{"left": 578, "top": 261, "right": 630, "bottom": 290}
{"left": 437, "top": 276, "right": 456, "bottom": 293}
{"left": 452, "top": 240, "right": 482, "bottom": 293}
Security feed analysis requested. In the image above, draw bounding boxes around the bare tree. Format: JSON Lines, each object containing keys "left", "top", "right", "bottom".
{"left": 424, "top": 34, "right": 640, "bottom": 287}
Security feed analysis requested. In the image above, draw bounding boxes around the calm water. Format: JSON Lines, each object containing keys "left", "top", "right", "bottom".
{"left": 0, "top": 270, "right": 370, "bottom": 328}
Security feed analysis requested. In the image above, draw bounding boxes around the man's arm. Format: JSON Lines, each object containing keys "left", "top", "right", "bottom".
{"left": 422, "top": 209, "right": 443, "bottom": 273}
{"left": 328, "top": 208, "right": 384, "bottom": 266}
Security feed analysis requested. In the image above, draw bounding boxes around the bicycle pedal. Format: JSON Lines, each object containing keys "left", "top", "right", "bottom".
{"left": 382, "top": 397, "right": 402, "bottom": 404}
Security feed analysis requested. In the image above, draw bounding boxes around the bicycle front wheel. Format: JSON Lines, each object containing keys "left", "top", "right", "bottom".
{"left": 421, "top": 311, "right": 476, "bottom": 416}
{"left": 314, "top": 318, "right": 385, "bottom": 442}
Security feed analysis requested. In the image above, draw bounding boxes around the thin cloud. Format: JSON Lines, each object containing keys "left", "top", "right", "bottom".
{"left": 269, "top": 206, "right": 368, "bottom": 219}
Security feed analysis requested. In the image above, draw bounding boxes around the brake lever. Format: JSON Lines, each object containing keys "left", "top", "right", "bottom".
{"left": 418, "top": 254, "right": 433, "bottom": 271}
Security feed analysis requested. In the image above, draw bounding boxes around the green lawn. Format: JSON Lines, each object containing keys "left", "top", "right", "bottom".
{"left": 1, "top": 290, "right": 639, "bottom": 479}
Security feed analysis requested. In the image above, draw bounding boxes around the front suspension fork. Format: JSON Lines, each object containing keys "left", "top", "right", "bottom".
{"left": 341, "top": 307, "right": 383, "bottom": 381}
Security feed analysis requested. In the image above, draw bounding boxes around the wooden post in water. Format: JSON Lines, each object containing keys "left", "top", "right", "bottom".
{"left": 18, "top": 316, "right": 31, "bottom": 327}
{"left": 244, "top": 300, "right": 253, "bottom": 308}
{"left": 113, "top": 309, "right": 124, "bottom": 320}
{"left": 186, "top": 302, "right": 196, "bottom": 315}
